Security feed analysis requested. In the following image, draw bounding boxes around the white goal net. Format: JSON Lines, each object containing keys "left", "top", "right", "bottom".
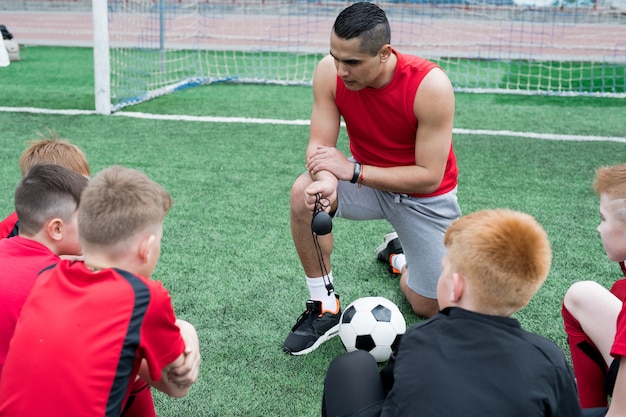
{"left": 2, "top": 0, "right": 625, "bottom": 113}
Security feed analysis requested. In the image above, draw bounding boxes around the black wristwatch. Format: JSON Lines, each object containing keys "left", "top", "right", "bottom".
{"left": 350, "top": 162, "right": 362, "bottom": 184}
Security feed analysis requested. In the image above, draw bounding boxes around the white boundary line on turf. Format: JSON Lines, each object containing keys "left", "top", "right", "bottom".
{"left": 1, "top": 106, "right": 625, "bottom": 143}
{"left": 452, "top": 128, "right": 626, "bottom": 143}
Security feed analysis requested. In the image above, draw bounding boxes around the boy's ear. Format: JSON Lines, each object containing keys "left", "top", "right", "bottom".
{"left": 138, "top": 233, "right": 157, "bottom": 264}
{"left": 46, "top": 218, "right": 64, "bottom": 242}
{"left": 450, "top": 272, "right": 465, "bottom": 303}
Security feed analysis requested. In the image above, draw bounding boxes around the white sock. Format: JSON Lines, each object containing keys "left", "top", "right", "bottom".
{"left": 391, "top": 254, "right": 406, "bottom": 274}
{"left": 306, "top": 272, "right": 338, "bottom": 312}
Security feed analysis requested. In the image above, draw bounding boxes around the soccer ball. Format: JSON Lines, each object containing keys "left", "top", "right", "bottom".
{"left": 338, "top": 296, "right": 406, "bottom": 362}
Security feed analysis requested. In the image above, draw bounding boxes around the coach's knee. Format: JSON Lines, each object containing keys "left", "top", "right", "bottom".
{"left": 290, "top": 173, "right": 312, "bottom": 214}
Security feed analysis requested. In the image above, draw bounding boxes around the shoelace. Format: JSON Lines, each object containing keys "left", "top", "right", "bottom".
{"left": 290, "top": 301, "right": 320, "bottom": 332}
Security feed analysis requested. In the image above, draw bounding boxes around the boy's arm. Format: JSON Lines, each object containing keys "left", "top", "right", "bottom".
{"left": 552, "top": 361, "right": 584, "bottom": 417}
{"left": 167, "top": 319, "right": 201, "bottom": 387}
{"left": 138, "top": 354, "right": 190, "bottom": 398}
{"left": 138, "top": 319, "right": 201, "bottom": 397}
{"left": 138, "top": 284, "right": 201, "bottom": 397}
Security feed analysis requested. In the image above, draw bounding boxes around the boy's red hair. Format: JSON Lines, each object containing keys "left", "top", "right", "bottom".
{"left": 444, "top": 209, "right": 552, "bottom": 315}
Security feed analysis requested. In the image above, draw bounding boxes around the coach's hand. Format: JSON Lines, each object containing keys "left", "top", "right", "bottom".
{"left": 306, "top": 145, "right": 352, "bottom": 182}
{"left": 304, "top": 175, "right": 338, "bottom": 214}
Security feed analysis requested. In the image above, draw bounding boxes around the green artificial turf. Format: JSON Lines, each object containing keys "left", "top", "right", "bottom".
{"left": 0, "top": 45, "right": 625, "bottom": 416}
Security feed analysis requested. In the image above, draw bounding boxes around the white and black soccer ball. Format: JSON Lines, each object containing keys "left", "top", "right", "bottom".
{"left": 338, "top": 296, "right": 406, "bottom": 363}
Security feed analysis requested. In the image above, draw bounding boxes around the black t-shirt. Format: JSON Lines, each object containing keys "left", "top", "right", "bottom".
{"left": 379, "top": 307, "right": 582, "bottom": 417}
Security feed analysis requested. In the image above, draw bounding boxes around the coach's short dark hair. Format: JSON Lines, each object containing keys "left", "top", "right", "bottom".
{"left": 332, "top": 2, "right": 391, "bottom": 56}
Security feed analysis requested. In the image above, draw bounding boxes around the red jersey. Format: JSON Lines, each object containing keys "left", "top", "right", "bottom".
{"left": 610, "top": 264, "right": 626, "bottom": 361}
{"left": 0, "top": 236, "right": 59, "bottom": 377}
{"left": 335, "top": 50, "right": 458, "bottom": 198}
{"left": 612, "top": 301, "right": 626, "bottom": 360}
{"left": 0, "top": 212, "right": 18, "bottom": 239}
{"left": 0, "top": 260, "right": 185, "bottom": 417}
{"left": 608, "top": 264, "right": 626, "bottom": 302}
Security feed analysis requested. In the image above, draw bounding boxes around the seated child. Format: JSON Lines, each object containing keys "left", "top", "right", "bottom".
{"left": 0, "top": 166, "right": 201, "bottom": 416}
{"left": 0, "top": 130, "right": 90, "bottom": 238}
{"left": 0, "top": 132, "right": 172, "bottom": 416}
{"left": 322, "top": 209, "right": 582, "bottom": 417}
{"left": 0, "top": 164, "right": 87, "bottom": 378}
{"left": 562, "top": 163, "right": 626, "bottom": 417}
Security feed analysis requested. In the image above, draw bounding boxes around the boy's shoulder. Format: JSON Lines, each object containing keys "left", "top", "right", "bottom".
{"left": 31, "top": 261, "right": 178, "bottom": 327}
{"left": 53, "top": 262, "right": 174, "bottom": 307}
{"left": 59, "top": 262, "right": 164, "bottom": 287}
{"left": 408, "top": 308, "right": 561, "bottom": 349}
{"left": 519, "top": 328, "right": 567, "bottom": 358}
{"left": 0, "top": 212, "right": 18, "bottom": 239}
{"left": 0, "top": 235, "right": 57, "bottom": 261}
{"left": 411, "top": 307, "right": 521, "bottom": 330}
{"left": 403, "top": 308, "right": 569, "bottom": 368}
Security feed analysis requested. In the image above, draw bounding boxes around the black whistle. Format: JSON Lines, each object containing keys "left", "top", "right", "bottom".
{"left": 312, "top": 211, "right": 333, "bottom": 235}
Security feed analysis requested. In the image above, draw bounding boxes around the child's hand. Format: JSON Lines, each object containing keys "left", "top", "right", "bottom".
{"left": 60, "top": 254, "right": 84, "bottom": 262}
{"left": 168, "top": 319, "right": 201, "bottom": 388}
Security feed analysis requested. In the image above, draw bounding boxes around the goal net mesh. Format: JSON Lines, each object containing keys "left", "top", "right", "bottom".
{"left": 107, "top": 0, "right": 626, "bottom": 110}
{"left": 3, "top": 0, "right": 625, "bottom": 111}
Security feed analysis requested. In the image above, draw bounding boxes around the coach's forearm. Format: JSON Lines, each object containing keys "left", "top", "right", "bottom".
{"left": 357, "top": 164, "right": 443, "bottom": 195}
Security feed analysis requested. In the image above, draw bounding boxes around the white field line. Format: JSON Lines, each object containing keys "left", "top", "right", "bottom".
{"left": 1, "top": 106, "right": 625, "bottom": 143}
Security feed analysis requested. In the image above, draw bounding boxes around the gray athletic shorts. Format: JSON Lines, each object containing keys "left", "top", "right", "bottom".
{"left": 335, "top": 181, "right": 461, "bottom": 299}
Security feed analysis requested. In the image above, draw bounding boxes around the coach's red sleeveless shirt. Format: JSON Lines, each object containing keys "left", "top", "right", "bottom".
{"left": 335, "top": 49, "right": 458, "bottom": 198}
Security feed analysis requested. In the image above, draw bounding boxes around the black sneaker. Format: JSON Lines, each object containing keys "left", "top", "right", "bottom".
{"left": 375, "top": 231, "right": 404, "bottom": 273}
{"left": 283, "top": 297, "right": 341, "bottom": 355}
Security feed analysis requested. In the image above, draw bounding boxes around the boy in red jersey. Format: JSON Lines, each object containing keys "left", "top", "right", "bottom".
{"left": 0, "top": 166, "right": 200, "bottom": 416}
{"left": 0, "top": 164, "right": 87, "bottom": 378}
{"left": 0, "top": 130, "right": 91, "bottom": 239}
{"left": 322, "top": 209, "right": 582, "bottom": 417}
{"left": 0, "top": 132, "right": 180, "bottom": 417}
{"left": 284, "top": 2, "right": 460, "bottom": 356}
{"left": 562, "top": 163, "right": 626, "bottom": 417}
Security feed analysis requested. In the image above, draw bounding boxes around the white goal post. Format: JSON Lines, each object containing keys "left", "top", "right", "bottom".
{"left": 90, "top": 0, "right": 625, "bottom": 114}
{"left": 93, "top": 0, "right": 111, "bottom": 114}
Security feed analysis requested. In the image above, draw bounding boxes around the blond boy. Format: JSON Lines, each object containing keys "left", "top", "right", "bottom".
{"left": 0, "top": 166, "right": 200, "bottom": 416}
{"left": 0, "top": 130, "right": 90, "bottom": 238}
